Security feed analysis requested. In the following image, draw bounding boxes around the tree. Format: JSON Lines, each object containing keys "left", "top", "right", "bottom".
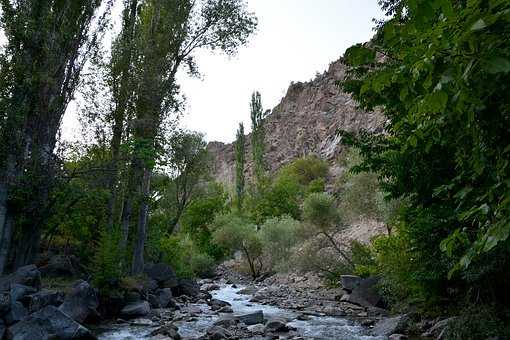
{"left": 0, "top": 0, "right": 108, "bottom": 273}
{"left": 234, "top": 123, "right": 246, "bottom": 211}
{"left": 342, "top": 0, "right": 510, "bottom": 307}
{"left": 250, "top": 91, "right": 266, "bottom": 186}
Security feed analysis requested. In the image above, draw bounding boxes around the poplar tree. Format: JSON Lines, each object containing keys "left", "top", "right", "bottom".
{"left": 235, "top": 123, "right": 246, "bottom": 211}
{"left": 250, "top": 91, "right": 266, "bottom": 188}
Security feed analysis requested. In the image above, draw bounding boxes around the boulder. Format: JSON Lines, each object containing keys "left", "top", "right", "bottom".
{"left": 39, "top": 255, "right": 79, "bottom": 278}
{"left": 340, "top": 275, "right": 362, "bottom": 292}
{"left": 237, "top": 286, "right": 257, "bottom": 295}
{"left": 4, "top": 301, "right": 28, "bottom": 325}
{"left": 6, "top": 305, "right": 95, "bottom": 340}
{"left": 213, "top": 317, "right": 237, "bottom": 328}
{"left": 120, "top": 301, "right": 151, "bottom": 318}
{"left": 341, "top": 276, "right": 382, "bottom": 307}
{"left": 238, "top": 310, "right": 264, "bottom": 325}
{"left": 247, "top": 323, "right": 265, "bottom": 335}
{"left": 201, "top": 283, "right": 220, "bottom": 292}
{"left": 156, "top": 288, "right": 173, "bottom": 308}
{"left": 59, "top": 280, "right": 99, "bottom": 323}
{"left": 389, "top": 335, "right": 408, "bottom": 340}
{"left": 206, "top": 326, "right": 231, "bottom": 340}
{"left": 218, "top": 306, "right": 233, "bottom": 313}
{"left": 264, "top": 317, "right": 290, "bottom": 333}
{"left": 10, "top": 284, "right": 37, "bottom": 302}
{"left": 144, "top": 263, "right": 178, "bottom": 287}
{"left": 209, "top": 299, "right": 231, "bottom": 311}
{"left": 27, "top": 289, "right": 65, "bottom": 313}
{"left": 150, "top": 323, "right": 181, "bottom": 339}
{"left": 173, "top": 278, "right": 200, "bottom": 297}
{"left": 372, "top": 315, "right": 410, "bottom": 337}
{"left": 0, "top": 265, "right": 41, "bottom": 292}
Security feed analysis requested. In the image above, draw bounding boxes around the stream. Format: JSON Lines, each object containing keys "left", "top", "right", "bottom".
{"left": 98, "top": 284, "right": 384, "bottom": 340}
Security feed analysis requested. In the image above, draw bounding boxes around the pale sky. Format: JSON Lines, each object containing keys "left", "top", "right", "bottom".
{"left": 63, "top": 0, "right": 384, "bottom": 144}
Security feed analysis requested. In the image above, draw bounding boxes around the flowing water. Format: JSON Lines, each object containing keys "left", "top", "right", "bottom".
{"left": 97, "top": 284, "right": 384, "bottom": 340}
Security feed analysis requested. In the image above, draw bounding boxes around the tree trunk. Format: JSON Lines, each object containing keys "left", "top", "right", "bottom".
{"left": 132, "top": 167, "right": 151, "bottom": 275}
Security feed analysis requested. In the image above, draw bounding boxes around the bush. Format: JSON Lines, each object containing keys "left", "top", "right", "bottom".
{"left": 278, "top": 155, "right": 329, "bottom": 186}
{"left": 160, "top": 234, "right": 215, "bottom": 278}
{"left": 259, "top": 216, "right": 301, "bottom": 272}
{"left": 211, "top": 213, "right": 263, "bottom": 279}
{"left": 92, "top": 229, "right": 124, "bottom": 292}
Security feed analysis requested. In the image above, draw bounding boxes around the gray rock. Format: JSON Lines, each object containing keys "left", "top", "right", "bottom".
{"left": 150, "top": 323, "right": 181, "bottom": 339}
{"left": 39, "top": 255, "right": 79, "bottom": 278}
{"left": 239, "top": 310, "right": 264, "bottom": 325}
{"left": 237, "top": 286, "right": 257, "bottom": 295}
{"left": 59, "top": 280, "right": 99, "bottom": 323}
{"left": 213, "top": 317, "right": 237, "bottom": 328}
{"left": 264, "top": 317, "right": 290, "bottom": 333}
{"left": 247, "top": 323, "right": 265, "bottom": 334}
{"left": 4, "top": 301, "right": 28, "bottom": 325}
{"left": 6, "top": 305, "right": 95, "bottom": 340}
{"left": 209, "top": 298, "right": 231, "bottom": 311}
{"left": 120, "top": 301, "right": 151, "bottom": 318}
{"left": 10, "top": 284, "right": 37, "bottom": 302}
{"left": 340, "top": 275, "right": 362, "bottom": 291}
{"left": 201, "top": 283, "right": 220, "bottom": 292}
{"left": 156, "top": 288, "right": 173, "bottom": 308}
{"left": 145, "top": 263, "right": 178, "bottom": 287}
{"left": 174, "top": 278, "right": 200, "bottom": 297}
{"left": 372, "top": 315, "right": 410, "bottom": 337}
{"left": 389, "top": 334, "right": 408, "bottom": 340}
{"left": 341, "top": 276, "right": 382, "bottom": 307}
{"left": 27, "top": 289, "right": 65, "bottom": 313}
{"left": 0, "top": 265, "right": 41, "bottom": 292}
{"left": 218, "top": 306, "right": 233, "bottom": 313}
{"left": 207, "top": 326, "right": 231, "bottom": 340}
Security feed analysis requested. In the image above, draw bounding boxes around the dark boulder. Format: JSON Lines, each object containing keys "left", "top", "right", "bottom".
{"left": 120, "top": 301, "right": 150, "bottom": 318}
{"left": 213, "top": 317, "right": 238, "bottom": 328}
{"left": 372, "top": 315, "right": 411, "bottom": 337}
{"left": 206, "top": 326, "right": 231, "bottom": 340}
{"left": 6, "top": 305, "right": 95, "bottom": 340}
{"left": 341, "top": 276, "right": 382, "bottom": 307}
{"left": 239, "top": 310, "right": 264, "bottom": 325}
{"left": 10, "top": 284, "right": 37, "bottom": 302}
{"left": 4, "top": 301, "right": 28, "bottom": 325}
{"left": 144, "top": 263, "right": 178, "bottom": 288}
{"left": 173, "top": 278, "right": 200, "bottom": 297}
{"left": 155, "top": 288, "right": 173, "bottom": 308}
{"left": 340, "top": 275, "right": 362, "bottom": 292}
{"left": 59, "top": 280, "right": 99, "bottom": 323}
{"left": 39, "top": 255, "right": 80, "bottom": 278}
{"left": 264, "top": 317, "right": 290, "bottom": 333}
{"left": 0, "top": 265, "right": 41, "bottom": 292}
{"left": 209, "top": 299, "right": 231, "bottom": 311}
{"left": 27, "top": 289, "right": 65, "bottom": 313}
{"left": 150, "top": 323, "right": 181, "bottom": 339}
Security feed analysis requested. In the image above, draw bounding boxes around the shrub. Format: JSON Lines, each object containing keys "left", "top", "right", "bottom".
{"left": 92, "top": 228, "right": 124, "bottom": 292}
{"left": 278, "top": 155, "right": 329, "bottom": 186}
{"left": 259, "top": 216, "right": 301, "bottom": 271}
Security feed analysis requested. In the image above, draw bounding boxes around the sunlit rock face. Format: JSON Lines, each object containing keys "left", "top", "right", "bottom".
{"left": 207, "top": 57, "right": 385, "bottom": 187}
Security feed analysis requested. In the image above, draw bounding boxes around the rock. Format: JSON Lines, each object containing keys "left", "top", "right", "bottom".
{"left": 59, "top": 280, "right": 99, "bottom": 323}
{"left": 247, "top": 323, "right": 265, "bottom": 335}
{"left": 10, "top": 284, "right": 37, "bottom": 302}
{"left": 239, "top": 310, "right": 264, "bottom": 325}
{"left": 153, "top": 288, "right": 173, "bottom": 308}
{"left": 213, "top": 317, "right": 238, "bottom": 328}
{"left": 0, "top": 292, "right": 11, "bottom": 315}
{"left": 4, "top": 301, "right": 28, "bottom": 325}
{"left": 6, "top": 305, "right": 95, "bottom": 340}
{"left": 150, "top": 323, "right": 181, "bottom": 339}
{"left": 124, "top": 291, "right": 142, "bottom": 303}
{"left": 0, "top": 265, "right": 41, "bottom": 292}
{"left": 142, "top": 278, "right": 159, "bottom": 293}
{"left": 372, "top": 315, "right": 410, "bottom": 337}
{"left": 206, "top": 326, "right": 231, "bottom": 340}
{"left": 209, "top": 299, "right": 231, "bottom": 311}
{"left": 296, "top": 313, "right": 311, "bottom": 321}
{"left": 341, "top": 276, "right": 382, "bottom": 307}
{"left": 201, "top": 283, "right": 220, "bottom": 292}
{"left": 27, "top": 289, "right": 65, "bottom": 313}
{"left": 120, "top": 301, "right": 151, "bottom": 318}
{"left": 173, "top": 278, "right": 200, "bottom": 297}
{"left": 237, "top": 286, "right": 257, "bottom": 295}
{"left": 389, "top": 334, "right": 408, "bottom": 340}
{"left": 218, "top": 306, "right": 233, "bottom": 313}
{"left": 39, "top": 255, "right": 79, "bottom": 278}
{"left": 340, "top": 275, "right": 362, "bottom": 292}
{"left": 145, "top": 263, "right": 178, "bottom": 287}
{"left": 264, "top": 317, "right": 290, "bottom": 333}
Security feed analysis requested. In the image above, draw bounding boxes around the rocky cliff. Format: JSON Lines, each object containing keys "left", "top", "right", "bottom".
{"left": 207, "top": 57, "right": 385, "bottom": 186}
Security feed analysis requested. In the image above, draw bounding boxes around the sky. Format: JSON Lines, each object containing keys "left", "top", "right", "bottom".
{"left": 63, "top": 0, "right": 384, "bottom": 144}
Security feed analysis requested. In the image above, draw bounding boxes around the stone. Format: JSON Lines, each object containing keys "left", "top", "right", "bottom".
{"left": 340, "top": 275, "right": 362, "bottom": 292}
{"left": 371, "top": 315, "right": 410, "bottom": 337}
{"left": 237, "top": 286, "right": 257, "bottom": 295}
{"left": 214, "top": 317, "right": 238, "bottom": 328}
{"left": 10, "top": 284, "right": 37, "bottom": 302}
{"left": 209, "top": 298, "right": 231, "bottom": 311}
{"left": 6, "top": 305, "right": 95, "bottom": 340}
{"left": 341, "top": 276, "right": 382, "bottom": 307}
{"left": 150, "top": 323, "right": 181, "bottom": 339}
{"left": 120, "top": 301, "right": 151, "bottom": 318}
{"left": 27, "top": 289, "right": 65, "bottom": 313}
{"left": 39, "top": 255, "right": 79, "bottom": 278}
{"left": 247, "top": 323, "right": 265, "bottom": 335}
{"left": 0, "top": 265, "right": 41, "bottom": 292}
{"left": 156, "top": 288, "right": 173, "bottom": 308}
{"left": 422, "top": 317, "right": 456, "bottom": 338}
{"left": 207, "top": 326, "right": 231, "bottom": 340}
{"left": 218, "top": 306, "right": 233, "bottom": 313}
{"left": 59, "top": 280, "right": 99, "bottom": 323}
{"left": 239, "top": 310, "right": 264, "bottom": 325}
{"left": 145, "top": 263, "right": 178, "bottom": 287}
{"left": 4, "top": 301, "right": 28, "bottom": 325}
{"left": 389, "top": 334, "right": 408, "bottom": 340}
{"left": 201, "top": 283, "right": 220, "bottom": 292}
{"left": 264, "top": 317, "right": 290, "bottom": 333}
{"left": 296, "top": 314, "right": 311, "bottom": 321}
{"left": 173, "top": 278, "right": 200, "bottom": 297}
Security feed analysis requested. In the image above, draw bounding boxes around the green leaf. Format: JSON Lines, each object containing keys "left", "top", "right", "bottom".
{"left": 470, "top": 18, "right": 486, "bottom": 31}
{"left": 484, "top": 56, "right": 510, "bottom": 74}
{"left": 344, "top": 44, "right": 376, "bottom": 67}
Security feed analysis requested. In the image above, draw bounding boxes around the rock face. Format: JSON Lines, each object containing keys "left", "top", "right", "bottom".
{"left": 207, "top": 57, "right": 384, "bottom": 186}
